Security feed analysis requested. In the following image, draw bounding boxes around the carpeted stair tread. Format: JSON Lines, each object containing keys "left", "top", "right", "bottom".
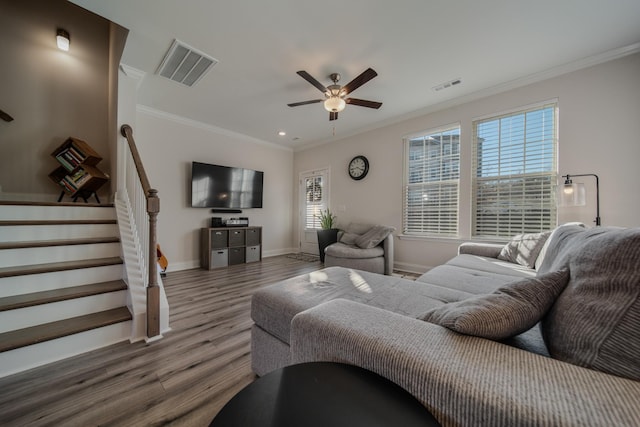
{"left": 0, "top": 307, "right": 132, "bottom": 353}
{"left": 0, "top": 280, "right": 127, "bottom": 312}
{"left": 0, "top": 219, "right": 117, "bottom": 226}
{"left": 0, "top": 257, "right": 123, "bottom": 279}
{"left": 0, "top": 237, "right": 120, "bottom": 250}
{"left": 0, "top": 201, "right": 114, "bottom": 207}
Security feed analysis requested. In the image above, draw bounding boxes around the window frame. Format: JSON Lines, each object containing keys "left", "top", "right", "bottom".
{"left": 471, "top": 101, "right": 559, "bottom": 239}
{"left": 402, "top": 123, "right": 461, "bottom": 237}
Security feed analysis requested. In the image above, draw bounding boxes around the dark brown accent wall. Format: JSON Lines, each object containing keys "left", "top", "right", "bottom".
{"left": 0, "top": 0, "right": 127, "bottom": 201}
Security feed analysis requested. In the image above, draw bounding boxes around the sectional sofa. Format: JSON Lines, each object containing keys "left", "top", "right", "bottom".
{"left": 250, "top": 224, "right": 640, "bottom": 426}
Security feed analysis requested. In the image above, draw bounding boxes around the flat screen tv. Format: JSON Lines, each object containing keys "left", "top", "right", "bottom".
{"left": 191, "top": 161, "right": 264, "bottom": 209}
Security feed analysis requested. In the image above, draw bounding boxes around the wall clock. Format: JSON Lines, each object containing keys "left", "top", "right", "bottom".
{"left": 348, "top": 155, "right": 369, "bottom": 180}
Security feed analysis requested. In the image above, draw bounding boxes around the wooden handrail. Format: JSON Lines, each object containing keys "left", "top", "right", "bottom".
{"left": 120, "top": 124, "right": 160, "bottom": 338}
{"left": 120, "top": 125, "right": 151, "bottom": 193}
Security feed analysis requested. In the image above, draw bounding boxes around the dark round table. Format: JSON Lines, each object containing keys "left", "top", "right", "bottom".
{"left": 210, "top": 362, "right": 440, "bottom": 427}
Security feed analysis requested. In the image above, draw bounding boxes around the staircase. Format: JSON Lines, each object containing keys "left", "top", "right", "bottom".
{"left": 0, "top": 201, "right": 132, "bottom": 378}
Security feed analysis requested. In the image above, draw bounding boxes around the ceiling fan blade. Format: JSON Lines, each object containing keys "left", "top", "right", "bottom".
{"left": 297, "top": 70, "right": 328, "bottom": 93}
{"left": 288, "top": 99, "right": 323, "bottom": 107}
{"left": 342, "top": 68, "right": 378, "bottom": 95}
{"left": 329, "top": 111, "right": 338, "bottom": 121}
{"left": 345, "top": 98, "right": 383, "bottom": 109}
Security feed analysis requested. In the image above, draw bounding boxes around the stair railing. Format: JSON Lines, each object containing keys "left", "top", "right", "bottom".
{"left": 119, "top": 124, "right": 160, "bottom": 338}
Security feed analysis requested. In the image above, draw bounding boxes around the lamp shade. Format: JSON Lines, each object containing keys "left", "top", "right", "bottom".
{"left": 559, "top": 182, "right": 586, "bottom": 206}
{"left": 324, "top": 96, "right": 346, "bottom": 112}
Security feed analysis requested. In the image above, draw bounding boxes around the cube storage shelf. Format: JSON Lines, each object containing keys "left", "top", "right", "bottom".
{"left": 201, "top": 226, "right": 262, "bottom": 270}
{"left": 48, "top": 137, "right": 109, "bottom": 203}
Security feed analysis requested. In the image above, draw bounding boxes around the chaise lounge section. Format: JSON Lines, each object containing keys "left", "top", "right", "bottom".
{"left": 251, "top": 224, "right": 640, "bottom": 425}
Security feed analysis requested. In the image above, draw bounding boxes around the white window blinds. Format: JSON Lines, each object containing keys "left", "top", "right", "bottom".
{"left": 472, "top": 103, "right": 558, "bottom": 238}
{"left": 404, "top": 126, "right": 460, "bottom": 236}
{"left": 304, "top": 175, "right": 325, "bottom": 230}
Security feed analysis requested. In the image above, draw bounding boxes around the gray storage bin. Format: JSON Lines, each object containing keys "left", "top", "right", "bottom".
{"left": 246, "top": 245, "right": 261, "bottom": 263}
{"left": 229, "top": 229, "right": 246, "bottom": 247}
{"left": 229, "top": 247, "right": 246, "bottom": 265}
{"left": 246, "top": 228, "right": 261, "bottom": 246}
{"left": 211, "top": 230, "right": 228, "bottom": 249}
{"left": 211, "top": 248, "right": 228, "bottom": 268}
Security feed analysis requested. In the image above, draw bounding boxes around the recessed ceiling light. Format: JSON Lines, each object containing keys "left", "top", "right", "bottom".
{"left": 278, "top": 131, "right": 286, "bottom": 136}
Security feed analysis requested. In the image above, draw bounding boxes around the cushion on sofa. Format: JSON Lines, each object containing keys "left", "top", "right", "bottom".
{"left": 421, "top": 269, "right": 569, "bottom": 340}
{"left": 497, "top": 231, "right": 551, "bottom": 268}
{"left": 325, "top": 242, "right": 384, "bottom": 259}
{"left": 355, "top": 225, "right": 395, "bottom": 249}
{"left": 251, "top": 267, "right": 472, "bottom": 344}
{"left": 540, "top": 227, "right": 640, "bottom": 381}
{"left": 339, "top": 232, "right": 359, "bottom": 245}
{"left": 416, "top": 264, "right": 531, "bottom": 295}
{"left": 443, "top": 254, "right": 536, "bottom": 278}
{"left": 534, "top": 222, "right": 586, "bottom": 270}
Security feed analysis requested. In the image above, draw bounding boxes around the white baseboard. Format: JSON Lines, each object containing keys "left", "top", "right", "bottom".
{"left": 166, "top": 260, "right": 200, "bottom": 272}
{"left": 166, "top": 248, "right": 301, "bottom": 272}
{"left": 393, "top": 262, "right": 431, "bottom": 275}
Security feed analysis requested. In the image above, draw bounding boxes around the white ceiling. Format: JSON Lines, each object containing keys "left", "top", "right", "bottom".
{"left": 70, "top": 0, "right": 640, "bottom": 150}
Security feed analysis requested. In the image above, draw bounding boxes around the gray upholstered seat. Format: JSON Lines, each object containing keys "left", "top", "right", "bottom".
{"left": 324, "top": 223, "right": 394, "bottom": 275}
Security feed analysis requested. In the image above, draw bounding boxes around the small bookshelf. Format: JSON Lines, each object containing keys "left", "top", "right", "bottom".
{"left": 48, "top": 137, "right": 109, "bottom": 203}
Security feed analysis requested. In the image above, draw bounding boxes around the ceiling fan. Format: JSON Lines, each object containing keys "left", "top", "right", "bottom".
{"left": 287, "top": 68, "right": 382, "bottom": 121}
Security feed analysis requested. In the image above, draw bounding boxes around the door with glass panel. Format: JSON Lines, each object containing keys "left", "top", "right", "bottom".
{"left": 299, "top": 169, "right": 329, "bottom": 254}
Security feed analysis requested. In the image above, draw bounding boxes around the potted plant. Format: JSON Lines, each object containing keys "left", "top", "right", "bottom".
{"left": 316, "top": 209, "right": 339, "bottom": 263}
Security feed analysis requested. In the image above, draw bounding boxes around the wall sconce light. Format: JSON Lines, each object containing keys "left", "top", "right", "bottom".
{"left": 56, "top": 28, "right": 70, "bottom": 51}
{"left": 559, "top": 173, "right": 601, "bottom": 226}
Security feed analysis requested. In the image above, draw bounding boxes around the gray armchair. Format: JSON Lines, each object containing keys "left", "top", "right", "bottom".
{"left": 324, "top": 223, "right": 395, "bottom": 275}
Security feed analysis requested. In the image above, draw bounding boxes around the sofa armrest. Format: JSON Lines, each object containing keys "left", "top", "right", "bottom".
{"left": 290, "top": 299, "right": 640, "bottom": 427}
{"left": 458, "top": 242, "right": 504, "bottom": 258}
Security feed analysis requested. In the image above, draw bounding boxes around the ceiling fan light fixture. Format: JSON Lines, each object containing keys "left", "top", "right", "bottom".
{"left": 324, "top": 96, "right": 346, "bottom": 112}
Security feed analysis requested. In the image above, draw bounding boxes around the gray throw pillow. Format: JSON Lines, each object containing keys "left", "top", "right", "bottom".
{"left": 354, "top": 225, "right": 394, "bottom": 249}
{"left": 541, "top": 227, "right": 640, "bottom": 381}
{"left": 421, "top": 269, "right": 569, "bottom": 340}
{"left": 339, "top": 232, "right": 359, "bottom": 245}
{"left": 498, "top": 231, "right": 551, "bottom": 268}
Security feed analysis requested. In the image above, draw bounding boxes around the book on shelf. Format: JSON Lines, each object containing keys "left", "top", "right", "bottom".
{"left": 62, "top": 151, "right": 80, "bottom": 167}
{"left": 70, "top": 169, "right": 86, "bottom": 182}
{"left": 58, "top": 178, "right": 76, "bottom": 193}
{"left": 68, "top": 146, "right": 86, "bottom": 162}
{"left": 74, "top": 172, "right": 92, "bottom": 187}
{"left": 56, "top": 153, "right": 74, "bottom": 171}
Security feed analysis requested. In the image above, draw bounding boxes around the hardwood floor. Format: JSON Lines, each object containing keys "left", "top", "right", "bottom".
{"left": 0, "top": 255, "right": 323, "bottom": 426}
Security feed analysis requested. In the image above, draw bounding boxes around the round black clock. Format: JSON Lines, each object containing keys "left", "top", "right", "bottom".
{"left": 348, "top": 155, "right": 369, "bottom": 180}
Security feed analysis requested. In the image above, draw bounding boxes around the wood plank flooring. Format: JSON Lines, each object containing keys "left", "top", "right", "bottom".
{"left": 0, "top": 254, "right": 323, "bottom": 427}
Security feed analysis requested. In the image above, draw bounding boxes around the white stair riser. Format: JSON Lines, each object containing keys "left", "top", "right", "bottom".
{"left": 0, "top": 224, "right": 119, "bottom": 243}
{"left": 0, "top": 243, "right": 121, "bottom": 268}
{"left": 0, "top": 264, "right": 124, "bottom": 298}
{"left": 0, "top": 291, "right": 128, "bottom": 333}
{"left": 0, "top": 205, "right": 116, "bottom": 221}
{"left": 0, "top": 321, "right": 131, "bottom": 379}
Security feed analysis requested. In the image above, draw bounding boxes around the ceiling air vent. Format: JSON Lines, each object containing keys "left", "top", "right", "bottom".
{"left": 156, "top": 39, "right": 218, "bottom": 87}
{"left": 433, "top": 78, "right": 462, "bottom": 92}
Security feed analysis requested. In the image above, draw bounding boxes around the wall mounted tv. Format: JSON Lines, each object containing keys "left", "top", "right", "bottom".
{"left": 191, "top": 161, "right": 264, "bottom": 209}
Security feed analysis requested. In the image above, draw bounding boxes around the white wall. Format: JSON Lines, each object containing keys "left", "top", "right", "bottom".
{"left": 294, "top": 52, "right": 640, "bottom": 273}
{"left": 134, "top": 109, "right": 295, "bottom": 271}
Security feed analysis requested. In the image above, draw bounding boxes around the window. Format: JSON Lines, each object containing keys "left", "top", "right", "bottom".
{"left": 304, "top": 174, "right": 326, "bottom": 230}
{"left": 472, "top": 103, "right": 557, "bottom": 238}
{"left": 403, "top": 126, "right": 460, "bottom": 236}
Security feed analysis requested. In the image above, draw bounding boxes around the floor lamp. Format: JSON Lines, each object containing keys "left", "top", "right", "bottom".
{"left": 559, "top": 173, "right": 601, "bottom": 226}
